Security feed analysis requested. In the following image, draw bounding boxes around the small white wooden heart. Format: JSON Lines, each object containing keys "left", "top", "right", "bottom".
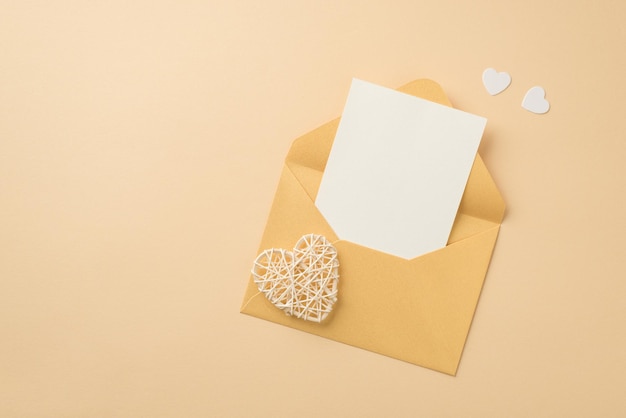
{"left": 482, "top": 68, "right": 511, "bottom": 95}
{"left": 251, "top": 234, "right": 339, "bottom": 323}
{"left": 522, "top": 86, "right": 550, "bottom": 114}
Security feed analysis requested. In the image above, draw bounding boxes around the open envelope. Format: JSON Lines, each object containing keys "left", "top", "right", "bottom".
{"left": 240, "top": 79, "right": 505, "bottom": 375}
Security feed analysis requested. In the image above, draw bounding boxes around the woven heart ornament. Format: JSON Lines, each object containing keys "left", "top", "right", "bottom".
{"left": 251, "top": 234, "right": 339, "bottom": 323}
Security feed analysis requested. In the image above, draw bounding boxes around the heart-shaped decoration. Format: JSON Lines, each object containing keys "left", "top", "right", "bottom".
{"left": 251, "top": 234, "right": 339, "bottom": 323}
{"left": 522, "top": 86, "right": 550, "bottom": 114}
{"left": 482, "top": 68, "right": 512, "bottom": 95}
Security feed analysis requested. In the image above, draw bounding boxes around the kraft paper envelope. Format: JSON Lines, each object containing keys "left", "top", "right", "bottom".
{"left": 241, "top": 79, "right": 505, "bottom": 375}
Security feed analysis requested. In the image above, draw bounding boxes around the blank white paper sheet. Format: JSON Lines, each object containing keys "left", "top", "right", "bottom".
{"left": 315, "top": 79, "right": 487, "bottom": 259}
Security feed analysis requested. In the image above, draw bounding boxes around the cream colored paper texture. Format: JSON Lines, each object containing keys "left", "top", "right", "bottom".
{"left": 241, "top": 79, "right": 505, "bottom": 375}
{"left": 316, "top": 78, "right": 487, "bottom": 259}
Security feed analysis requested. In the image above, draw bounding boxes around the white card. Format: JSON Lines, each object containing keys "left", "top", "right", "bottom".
{"left": 315, "top": 79, "right": 486, "bottom": 259}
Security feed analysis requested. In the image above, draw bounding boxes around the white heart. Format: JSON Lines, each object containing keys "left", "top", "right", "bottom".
{"left": 482, "top": 68, "right": 511, "bottom": 95}
{"left": 522, "top": 86, "right": 550, "bottom": 114}
{"left": 251, "top": 234, "right": 339, "bottom": 323}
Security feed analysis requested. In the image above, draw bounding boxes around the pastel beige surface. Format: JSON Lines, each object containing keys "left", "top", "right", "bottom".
{"left": 1, "top": 1, "right": 625, "bottom": 417}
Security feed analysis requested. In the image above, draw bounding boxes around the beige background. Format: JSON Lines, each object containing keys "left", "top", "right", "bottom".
{"left": 1, "top": 1, "right": 625, "bottom": 416}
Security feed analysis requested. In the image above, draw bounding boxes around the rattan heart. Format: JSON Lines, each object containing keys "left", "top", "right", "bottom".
{"left": 251, "top": 234, "right": 339, "bottom": 323}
